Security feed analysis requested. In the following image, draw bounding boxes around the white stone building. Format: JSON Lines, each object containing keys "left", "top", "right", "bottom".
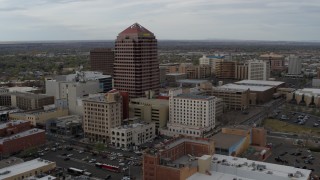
{"left": 110, "top": 121, "right": 155, "bottom": 149}
{"left": 166, "top": 89, "right": 217, "bottom": 137}
{"left": 248, "top": 59, "right": 270, "bottom": 80}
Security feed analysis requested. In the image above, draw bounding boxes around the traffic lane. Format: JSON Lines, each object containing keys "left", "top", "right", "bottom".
{"left": 42, "top": 150, "right": 124, "bottom": 179}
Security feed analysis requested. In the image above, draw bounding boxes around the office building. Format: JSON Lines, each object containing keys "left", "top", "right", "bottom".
{"left": 214, "top": 60, "right": 235, "bottom": 79}
{"left": 288, "top": 55, "right": 302, "bottom": 75}
{"left": 159, "top": 67, "right": 167, "bottom": 86}
{"left": 110, "top": 121, "right": 155, "bottom": 149}
{"left": 208, "top": 87, "right": 250, "bottom": 110}
{"left": 179, "top": 64, "right": 211, "bottom": 79}
{"left": 234, "top": 63, "right": 248, "bottom": 80}
{"left": 165, "top": 89, "right": 217, "bottom": 137}
{"left": 143, "top": 136, "right": 215, "bottom": 180}
{"left": 0, "top": 92, "right": 54, "bottom": 110}
{"left": 129, "top": 98, "right": 169, "bottom": 133}
{"left": 45, "top": 71, "right": 112, "bottom": 114}
{"left": 248, "top": 59, "right": 270, "bottom": 80}
{"left": 0, "top": 158, "right": 56, "bottom": 180}
{"left": 83, "top": 90, "right": 122, "bottom": 143}
{"left": 114, "top": 23, "right": 160, "bottom": 98}
{"left": 159, "top": 63, "right": 180, "bottom": 74}
{"left": 260, "top": 53, "right": 285, "bottom": 72}
{"left": 199, "top": 55, "right": 225, "bottom": 74}
{"left": 90, "top": 48, "right": 114, "bottom": 76}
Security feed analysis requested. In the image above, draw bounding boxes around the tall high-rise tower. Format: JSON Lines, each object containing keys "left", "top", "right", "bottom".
{"left": 114, "top": 23, "right": 159, "bottom": 98}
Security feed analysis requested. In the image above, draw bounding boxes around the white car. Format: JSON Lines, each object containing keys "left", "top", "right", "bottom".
{"left": 67, "top": 154, "right": 73, "bottom": 157}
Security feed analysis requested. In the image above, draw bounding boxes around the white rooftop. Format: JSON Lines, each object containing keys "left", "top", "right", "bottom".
{"left": 25, "top": 175, "right": 57, "bottom": 180}
{"left": 187, "top": 154, "right": 311, "bottom": 180}
{"left": 296, "top": 88, "right": 320, "bottom": 95}
{"left": 0, "top": 120, "right": 28, "bottom": 129}
{"left": 0, "top": 158, "right": 55, "bottom": 179}
{"left": 220, "top": 83, "right": 273, "bottom": 92}
{"left": 235, "top": 80, "right": 284, "bottom": 87}
{"left": 0, "top": 128, "right": 44, "bottom": 144}
{"left": 7, "top": 86, "right": 38, "bottom": 93}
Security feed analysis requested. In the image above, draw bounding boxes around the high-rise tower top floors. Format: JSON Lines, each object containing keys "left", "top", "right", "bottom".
{"left": 114, "top": 23, "right": 160, "bottom": 98}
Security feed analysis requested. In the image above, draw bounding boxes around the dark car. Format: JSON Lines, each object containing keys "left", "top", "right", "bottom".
{"left": 64, "top": 157, "right": 70, "bottom": 161}
{"left": 105, "top": 175, "right": 112, "bottom": 180}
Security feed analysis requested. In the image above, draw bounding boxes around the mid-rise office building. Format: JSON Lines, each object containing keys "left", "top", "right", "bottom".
{"left": 166, "top": 89, "right": 217, "bottom": 137}
{"left": 209, "top": 87, "right": 250, "bottom": 110}
{"left": 248, "top": 59, "right": 270, "bottom": 80}
{"left": 179, "top": 64, "right": 211, "bottom": 79}
{"left": 90, "top": 48, "right": 114, "bottom": 76}
{"left": 234, "top": 63, "right": 248, "bottom": 80}
{"left": 110, "top": 121, "right": 155, "bottom": 149}
{"left": 260, "top": 53, "right": 285, "bottom": 72}
{"left": 199, "top": 55, "right": 225, "bottom": 74}
{"left": 114, "top": 23, "right": 160, "bottom": 98}
{"left": 0, "top": 92, "right": 54, "bottom": 110}
{"left": 129, "top": 98, "right": 169, "bottom": 133}
{"left": 45, "top": 71, "right": 112, "bottom": 114}
{"left": 214, "top": 60, "right": 235, "bottom": 79}
{"left": 288, "top": 55, "right": 302, "bottom": 75}
{"left": 83, "top": 90, "right": 122, "bottom": 143}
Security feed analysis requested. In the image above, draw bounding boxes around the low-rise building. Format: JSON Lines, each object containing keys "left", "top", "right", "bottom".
{"left": 46, "top": 115, "right": 82, "bottom": 136}
{"left": 165, "top": 73, "right": 187, "bottom": 86}
{"left": 0, "top": 158, "right": 56, "bottom": 180}
{"left": 110, "top": 121, "right": 155, "bottom": 149}
{"left": 287, "top": 88, "right": 320, "bottom": 107}
{"left": 9, "top": 108, "right": 68, "bottom": 126}
{"left": 143, "top": 136, "right": 215, "bottom": 180}
{"left": 129, "top": 98, "right": 169, "bottom": 133}
{"left": 0, "top": 128, "right": 45, "bottom": 155}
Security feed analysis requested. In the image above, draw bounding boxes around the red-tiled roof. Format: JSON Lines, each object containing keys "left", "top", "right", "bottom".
{"left": 119, "top": 23, "right": 153, "bottom": 35}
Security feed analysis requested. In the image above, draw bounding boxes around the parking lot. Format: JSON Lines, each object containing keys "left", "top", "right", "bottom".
{"left": 273, "top": 109, "right": 320, "bottom": 129}
{"left": 265, "top": 137, "right": 320, "bottom": 177}
{"left": 33, "top": 140, "right": 143, "bottom": 180}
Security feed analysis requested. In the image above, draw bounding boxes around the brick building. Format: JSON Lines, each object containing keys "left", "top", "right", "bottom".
{"left": 260, "top": 53, "right": 286, "bottom": 72}
{"left": 143, "top": 136, "right": 215, "bottom": 180}
{"left": 0, "top": 120, "right": 45, "bottom": 155}
{"left": 90, "top": 48, "right": 114, "bottom": 76}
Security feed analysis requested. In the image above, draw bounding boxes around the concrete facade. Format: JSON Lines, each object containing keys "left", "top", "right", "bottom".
{"left": 110, "top": 122, "right": 155, "bottom": 149}
{"left": 83, "top": 90, "right": 122, "bottom": 143}
{"left": 129, "top": 98, "right": 169, "bottom": 133}
{"left": 288, "top": 55, "right": 302, "bottom": 75}
{"left": 248, "top": 59, "right": 270, "bottom": 81}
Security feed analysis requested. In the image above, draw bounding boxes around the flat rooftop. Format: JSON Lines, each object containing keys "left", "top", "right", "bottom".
{"left": 220, "top": 83, "right": 274, "bottom": 92}
{"left": 0, "top": 120, "right": 29, "bottom": 130}
{"left": 7, "top": 86, "right": 38, "bottom": 93}
{"left": 26, "top": 175, "right": 57, "bottom": 180}
{"left": 296, "top": 88, "right": 320, "bottom": 95}
{"left": 166, "top": 73, "right": 186, "bottom": 76}
{"left": 177, "top": 79, "right": 209, "bottom": 84}
{"left": 235, "top": 80, "right": 284, "bottom": 87}
{"left": 0, "top": 158, "right": 55, "bottom": 179}
{"left": 187, "top": 154, "right": 311, "bottom": 180}
{"left": 130, "top": 98, "right": 169, "bottom": 106}
{"left": 176, "top": 93, "right": 213, "bottom": 100}
{"left": 212, "top": 133, "right": 245, "bottom": 149}
{"left": 163, "top": 137, "right": 211, "bottom": 150}
{"left": 0, "top": 128, "right": 44, "bottom": 144}
{"left": 112, "top": 122, "right": 154, "bottom": 130}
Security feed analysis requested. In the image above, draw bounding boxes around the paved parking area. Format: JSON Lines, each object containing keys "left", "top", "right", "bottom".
{"left": 36, "top": 141, "right": 143, "bottom": 180}
{"left": 273, "top": 109, "right": 320, "bottom": 129}
{"left": 265, "top": 137, "right": 320, "bottom": 177}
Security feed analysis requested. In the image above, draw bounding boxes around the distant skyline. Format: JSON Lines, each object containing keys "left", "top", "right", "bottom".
{"left": 0, "top": 0, "right": 320, "bottom": 42}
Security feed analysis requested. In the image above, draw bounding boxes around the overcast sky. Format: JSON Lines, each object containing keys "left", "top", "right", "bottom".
{"left": 0, "top": 0, "right": 319, "bottom": 41}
